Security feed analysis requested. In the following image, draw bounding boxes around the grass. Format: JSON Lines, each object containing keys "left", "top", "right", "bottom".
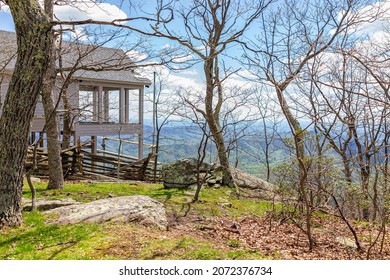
{"left": 22, "top": 181, "right": 275, "bottom": 217}
{"left": 0, "top": 181, "right": 277, "bottom": 260}
{"left": 0, "top": 211, "right": 105, "bottom": 260}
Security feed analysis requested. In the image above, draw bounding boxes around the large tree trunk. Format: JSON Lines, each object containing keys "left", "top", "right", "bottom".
{"left": 0, "top": 0, "right": 51, "bottom": 228}
{"left": 42, "top": 0, "right": 64, "bottom": 189}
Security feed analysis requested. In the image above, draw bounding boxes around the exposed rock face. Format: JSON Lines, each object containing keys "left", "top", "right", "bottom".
{"left": 162, "top": 158, "right": 213, "bottom": 188}
{"left": 162, "top": 158, "right": 275, "bottom": 199}
{"left": 22, "top": 197, "right": 79, "bottom": 211}
{"left": 46, "top": 195, "right": 168, "bottom": 229}
{"left": 336, "top": 236, "right": 358, "bottom": 249}
{"left": 230, "top": 168, "right": 275, "bottom": 200}
{"left": 232, "top": 168, "right": 275, "bottom": 192}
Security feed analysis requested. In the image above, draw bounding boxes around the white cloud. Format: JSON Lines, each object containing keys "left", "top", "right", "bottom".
{"left": 169, "top": 74, "right": 203, "bottom": 91}
{"left": 142, "top": 64, "right": 204, "bottom": 95}
{"left": 0, "top": 1, "right": 127, "bottom": 21}
{"left": 126, "top": 50, "right": 148, "bottom": 63}
{"left": 162, "top": 43, "right": 171, "bottom": 49}
{"left": 53, "top": 1, "right": 128, "bottom": 21}
{"left": 0, "top": 2, "right": 10, "bottom": 13}
{"left": 344, "top": 0, "right": 390, "bottom": 38}
{"left": 180, "top": 69, "right": 198, "bottom": 75}
{"left": 171, "top": 53, "right": 195, "bottom": 64}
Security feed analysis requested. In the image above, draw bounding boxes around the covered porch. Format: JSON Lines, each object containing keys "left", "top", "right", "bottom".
{"left": 75, "top": 82, "right": 146, "bottom": 159}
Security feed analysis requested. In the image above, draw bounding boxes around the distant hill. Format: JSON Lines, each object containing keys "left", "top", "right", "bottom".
{"left": 89, "top": 123, "right": 289, "bottom": 180}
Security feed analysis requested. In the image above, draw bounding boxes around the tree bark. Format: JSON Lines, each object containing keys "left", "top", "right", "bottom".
{"left": 0, "top": 0, "right": 51, "bottom": 228}
{"left": 61, "top": 92, "right": 72, "bottom": 149}
{"left": 42, "top": 67, "right": 64, "bottom": 189}
{"left": 41, "top": 0, "right": 64, "bottom": 189}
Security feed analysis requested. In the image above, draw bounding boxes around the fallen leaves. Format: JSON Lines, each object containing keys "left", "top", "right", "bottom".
{"left": 168, "top": 213, "right": 389, "bottom": 260}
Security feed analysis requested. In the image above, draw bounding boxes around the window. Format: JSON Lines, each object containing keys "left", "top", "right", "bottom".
{"left": 127, "top": 89, "right": 140, "bottom": 123}
{"left": 79, "top": 85, "right": 97, "bottom": 122}
{"left": 105, "top": 88, "right": 120, "bottom": 123}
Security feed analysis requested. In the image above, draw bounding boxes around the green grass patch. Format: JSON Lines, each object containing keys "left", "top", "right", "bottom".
{"left": 186, "top": 187, "right": 277, "bottom": 218}
{"left": 12, "top": 180, "right": 278, "bottom": 260}
{"left": 226, "top": 239, "right": 241, "bottom": 248}
{"left": 0, "top": 211, "right": 107, "bottom": 260}
{"left": 23, "top": 182, "right": 186, "bottom": 202}
{"left": 23, "top": 182, "right": 277, "bottom": 219}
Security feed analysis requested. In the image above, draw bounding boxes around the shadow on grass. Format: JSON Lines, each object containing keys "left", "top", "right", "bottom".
{"left": 149, "top": 187, "right": 189, "bottom": 202}
{"left": 0, "top": 212, "right": 98, "bottom": 260}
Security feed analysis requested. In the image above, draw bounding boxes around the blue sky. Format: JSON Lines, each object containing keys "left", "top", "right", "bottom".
{"left": 0, "top": 10, "right": 13, "bottom": 31}
{"left": 1, "top": 0, "right": 389, "bottom": 105}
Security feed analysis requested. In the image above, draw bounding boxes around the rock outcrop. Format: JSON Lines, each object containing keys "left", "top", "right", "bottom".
{"left": 46, "top": 195, "right": 168, "bottom": 229}
{"left": 22, "top": 197, "right": 79, "bottom": 211}
{"left": 162, "top": 158, "right": 275, "bottom": 199}
{"left": 230, "top": 167, "right": 275, "bottom": 199}
{"left": 162, "top": 158, "right": 213, "bottom": 188}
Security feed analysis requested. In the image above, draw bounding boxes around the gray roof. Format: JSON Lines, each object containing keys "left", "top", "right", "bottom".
{"left": 0, "top": 30, "right": 151, "bottom": 86}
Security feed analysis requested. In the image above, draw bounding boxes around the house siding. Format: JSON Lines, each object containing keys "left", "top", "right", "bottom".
{"left": 1, "top": 30, "right": 149, "bottom": 160}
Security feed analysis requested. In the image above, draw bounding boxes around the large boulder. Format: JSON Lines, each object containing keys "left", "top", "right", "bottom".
{"left": 231, "top": 168, "right": 275, "bottom": 199}
{"left": 162, "top": 158, "right": 213, "bottom": 188}
{"left": 161, "top": 158, "right": 275, "bottom": 199}
{"left": 46, "top": 195, "right": 168, "bottom": 229}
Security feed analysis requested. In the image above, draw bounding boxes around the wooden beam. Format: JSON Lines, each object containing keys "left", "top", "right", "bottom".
{"left": 138, "top": 87, "right": 144, "bottom": 159}
{"left": 92, "top": 87, "right": 98, "bottom": 122}
{"left": 98, "top": 86, "right": 103, "bottom": 123}
{"left": 120, "top": 87, "right": 125, "bottom": 123}
{"left": 91, "top": 136, "right": 98, "bottom": 172}
{"left": 102, "top": 137, "right": 154, "bottom": 147}
{"left": 103, "top": 89, "right": 109, "bottom": 122}
{"left": 125, "top": 89, "right": 129, "bottom": 123}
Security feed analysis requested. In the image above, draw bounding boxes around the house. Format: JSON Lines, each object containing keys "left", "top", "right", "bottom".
{"left": 0, "top": 30, "right": 151, "bottom": 159}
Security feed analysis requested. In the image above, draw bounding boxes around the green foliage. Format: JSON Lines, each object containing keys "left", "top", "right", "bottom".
{"left": 271, "top": 160, "right": 298, "bottom": 190}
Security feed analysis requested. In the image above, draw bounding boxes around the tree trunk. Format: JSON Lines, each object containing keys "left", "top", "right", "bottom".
{"left": 204, "top": 59, "right": 234, "bottom": 188}
{"left": 275, "top": 86, "right": 313, "bottom": 250}
{"left": 58, "top": 41, "right": 73, "bottom": 150}
{"left": 61, "top": 91, "right": 72, "bottom": 149}
{"left": 0, "top": 0, "right": 51, "bottom": 228}
{"left": 41, "top": 0, "right": 64, "bottom": 189}
{"left": 42, "top": 86, "right": 64, "bottom": 189}
{"left": 42, "top": 40, "right": 64, "bottom": 190}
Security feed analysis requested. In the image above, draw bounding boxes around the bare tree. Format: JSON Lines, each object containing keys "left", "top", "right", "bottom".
{"left": 144, "top": 0, "right": 273, "bottom": 188}
{"left": 220, "top": 86, "right": 255, "bottom": 169}
{"left": 297, "top": 22, "right": 389, "bottom": 252}
{"left": 243, "top": 0, "right": 385, "bottom": 250}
